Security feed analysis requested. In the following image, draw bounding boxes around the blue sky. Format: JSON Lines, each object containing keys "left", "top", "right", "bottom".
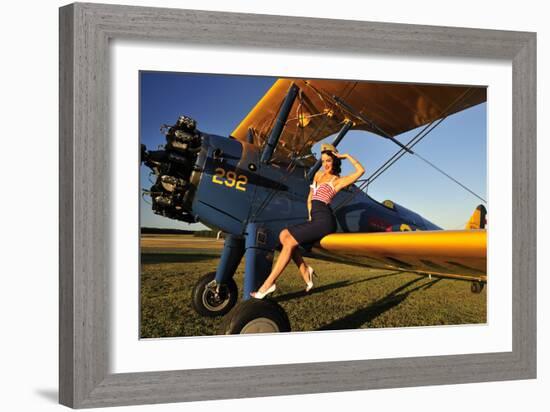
{"left": 140, "top": 72, "right": 486, "bottom": 230}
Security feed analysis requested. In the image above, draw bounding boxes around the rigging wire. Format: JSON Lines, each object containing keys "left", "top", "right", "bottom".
{"left": 333, "top": 87, "right": 487, "bottom": 211}
{"left": 412, "top": 152, "right": 487, "bottom": 203}
{"left": 333, "top": 114, "right": 447, "bottom": 211}
{"left": 361, "top": 116, "right": 446, "bottom": 188}
{"left": 249, "top": 82, "right": 486, "bottom": 223}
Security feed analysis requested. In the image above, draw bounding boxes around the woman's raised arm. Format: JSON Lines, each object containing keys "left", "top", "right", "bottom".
{"left": 332, "top": 153, "right": 365, "bottom": 192}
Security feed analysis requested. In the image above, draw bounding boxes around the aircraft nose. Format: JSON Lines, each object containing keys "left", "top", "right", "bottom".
{"left": 141, "top": 115, "right": 202, "bottom": 223}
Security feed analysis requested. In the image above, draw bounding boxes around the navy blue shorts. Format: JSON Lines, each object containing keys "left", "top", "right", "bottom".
{"left": 287, "top": 200, "right": 337, "bottom": 245}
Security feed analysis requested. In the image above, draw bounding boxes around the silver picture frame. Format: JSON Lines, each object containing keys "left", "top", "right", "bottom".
{"left": 59, "top": 2, "right": 536, "bottom": 408}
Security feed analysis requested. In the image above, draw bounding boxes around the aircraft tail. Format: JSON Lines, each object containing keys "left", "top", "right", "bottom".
{"left": 465, "top": 205, "right": 487, "bottom": 230}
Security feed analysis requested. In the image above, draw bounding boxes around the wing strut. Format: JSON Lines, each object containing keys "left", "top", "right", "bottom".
{"left": 333, "top": 87, "right": 487, "bottom": 212}
{"left": 303, "top": 81, "right": 413, "bottom": 154}
{"left": 332, "top": 96, "right": 415, "bottom": 154}
{"left": 260, "top": 83, "right": 299, "bottom": 164}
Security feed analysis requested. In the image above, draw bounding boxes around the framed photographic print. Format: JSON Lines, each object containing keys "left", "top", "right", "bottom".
{"left": 59, "top": 2, "right": 536, "bottom": 408}
{"left": 138, "top": 72, "right": 487, "bottom": 339}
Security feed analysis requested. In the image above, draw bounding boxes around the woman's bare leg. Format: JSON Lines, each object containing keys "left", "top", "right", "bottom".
{"left": 256, "top": 229, "right": 298, "bottom": 293}
{"left": 291, "top": 248, "right": 310, "bottom": 284}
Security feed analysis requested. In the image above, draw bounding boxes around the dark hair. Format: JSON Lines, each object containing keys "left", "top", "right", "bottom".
{"left": 321, "top": 150, "right": 341, "bottom": 175}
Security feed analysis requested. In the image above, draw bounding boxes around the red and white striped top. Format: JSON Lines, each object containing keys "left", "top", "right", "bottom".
{"left": 311, "top": 176, "right": 337, "bottom": 204}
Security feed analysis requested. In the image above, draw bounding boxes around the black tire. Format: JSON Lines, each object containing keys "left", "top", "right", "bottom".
{"left": 219, "top": 299, "right": 291, "bottom": 334}
{"left": 471, "top": 281, "right": 485, "bottom": 294}
{"left": 191, "top": 272, "right": 238, "bottom": 317}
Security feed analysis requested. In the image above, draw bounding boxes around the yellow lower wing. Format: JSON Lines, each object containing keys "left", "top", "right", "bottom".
{"left": 318, "top": 230, "right": 486, "bottom": 281}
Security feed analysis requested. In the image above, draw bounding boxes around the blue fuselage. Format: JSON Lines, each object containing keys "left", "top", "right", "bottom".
{"left": 189, "top": 134, "right": 440, "bottom": 243}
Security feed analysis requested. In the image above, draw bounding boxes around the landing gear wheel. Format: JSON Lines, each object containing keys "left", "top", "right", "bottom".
{"left": 192, "top": 272, "right": 238, "bottom": 317}
{"left": 219, "top": 299, "right": 291, "bottom": 334}
{"left": 471, "top": 281, "right": 485, "bottom": 294}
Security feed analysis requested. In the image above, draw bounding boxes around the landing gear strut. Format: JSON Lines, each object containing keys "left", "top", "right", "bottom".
{"left": 471, "top": 281, "right": 485, "bottom": 294}
{"left": 218, "top": 223, "right": 291, "bottom": 334}
{"left": 191, "top": 272, "right": 238, "bottom": 317}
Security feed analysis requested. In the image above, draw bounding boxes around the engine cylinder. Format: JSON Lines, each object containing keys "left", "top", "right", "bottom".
{"left": 141, "top": 115, "right": 202, "bottom": 223}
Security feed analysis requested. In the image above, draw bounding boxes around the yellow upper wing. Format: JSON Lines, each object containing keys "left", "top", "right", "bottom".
{"left": 231, "top": 78, "right": 486, "bottom": 163}
{"left": 317, "top": 229, "right": 486, "bottom": 281}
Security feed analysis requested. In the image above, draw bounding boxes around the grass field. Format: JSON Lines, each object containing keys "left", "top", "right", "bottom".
{"left": 140, "top": 235, "right": 486, "bottom": 337}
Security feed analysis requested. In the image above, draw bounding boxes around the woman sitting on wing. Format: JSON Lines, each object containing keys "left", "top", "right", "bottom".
{"left": 251, "top": 144, "right": 365, "bottom": 299}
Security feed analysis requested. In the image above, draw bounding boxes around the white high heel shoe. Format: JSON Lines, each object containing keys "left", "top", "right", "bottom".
{"left": 250, "top": 284, "right": 276, "bottom": 299}
{"left": 305, "top": 266, "right": 316, "bottom": 292}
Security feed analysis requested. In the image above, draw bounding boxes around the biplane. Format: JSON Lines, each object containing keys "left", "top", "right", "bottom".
{"left": 141, "top": 77, "right": 487, "bottom": 334}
